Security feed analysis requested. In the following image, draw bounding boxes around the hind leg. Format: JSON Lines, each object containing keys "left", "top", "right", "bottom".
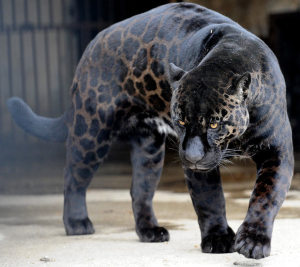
{"left": 63, "top": 131, "right": 111, "bottom": 235}
{"left": 130, "top": 131, "right": 169, "bottom": 242}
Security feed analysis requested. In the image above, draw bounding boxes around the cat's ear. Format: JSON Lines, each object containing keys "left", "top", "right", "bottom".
{"left": 167, "top": 63, "right": 186, "bottom": 90}
{"left": 233, "top": 72, "right": 251, "bottom": 101}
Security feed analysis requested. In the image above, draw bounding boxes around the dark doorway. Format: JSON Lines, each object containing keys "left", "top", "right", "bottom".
{"left": 269, "top": 12, "right": 300, "bottom": 151}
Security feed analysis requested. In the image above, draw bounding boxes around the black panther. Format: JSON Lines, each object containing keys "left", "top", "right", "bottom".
{"left": 7, "top": 3, "right": 294, "bottom": 259}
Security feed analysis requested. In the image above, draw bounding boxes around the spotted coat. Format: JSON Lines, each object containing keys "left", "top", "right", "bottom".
{"left": 7, "top": 3, "right": 294, "bottom": 260}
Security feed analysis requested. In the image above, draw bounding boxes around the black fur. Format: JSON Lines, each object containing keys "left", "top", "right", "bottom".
{"left": 7, "top": 3, "right": 294, "bottom": 259}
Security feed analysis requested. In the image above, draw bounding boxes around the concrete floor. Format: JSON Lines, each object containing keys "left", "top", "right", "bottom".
{"left": 1, "top": 185, "right": 300, "bottom": 267}
{"left": 1, "top": 144, "right": 300, "bottom": 266}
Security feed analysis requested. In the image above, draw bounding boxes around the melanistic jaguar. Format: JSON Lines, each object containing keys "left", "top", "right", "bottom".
{"left": 7, "top": 3, "right": 294, "bottom": 259}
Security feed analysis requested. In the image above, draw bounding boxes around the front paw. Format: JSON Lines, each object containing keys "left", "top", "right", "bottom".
{"left": 64, "top": 217, "right": 95, "bottom": 235}
{"left": 201, "top": 227, "right": 235, "bottom": 253}
{"left": 235, "top": 224, "right": 271, "bottom": 259}
{"left": 137, "top": 226, "right": 170, "bottom": 242}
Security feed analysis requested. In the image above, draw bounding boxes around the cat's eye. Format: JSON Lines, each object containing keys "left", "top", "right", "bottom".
{"left": 178, "top": 120, "right": 185, "bottom": 126}
{"left": 210, "top": 122, "right": 218, "bottom": 129}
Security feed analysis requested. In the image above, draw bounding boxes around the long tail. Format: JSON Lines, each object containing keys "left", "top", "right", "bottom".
{"left": 6, "top": 97, "right": 68, "bottom": 142}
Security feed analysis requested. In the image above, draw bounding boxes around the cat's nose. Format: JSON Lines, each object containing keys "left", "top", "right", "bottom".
{"left": 184, "top": 136, "right": 205, "bottom": 164}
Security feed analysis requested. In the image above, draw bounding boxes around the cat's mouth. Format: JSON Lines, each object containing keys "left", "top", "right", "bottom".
{"left": 188, "top": 165, "right": 211, "bottom": 170}
{"left": 182, "top": 149, "right": 237, "bottom": 171}
{"left": 180, "top": 150, "right": 221, "bottom": 172}
{"left": 185, "top": 163, "right": 217, "bottom": 172}
{"left": 182, "top": 159, "right": 220, "bottom": 172}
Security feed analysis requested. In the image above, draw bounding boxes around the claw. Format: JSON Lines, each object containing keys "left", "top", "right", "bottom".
{"left": 201, "top": 227, "right": 235, "bottom": 254}
{"left": 235, "top": 224, "right": 271, "bottom": 259}
{"left": 137, "top": 226, "right": 170, "bottom": 242}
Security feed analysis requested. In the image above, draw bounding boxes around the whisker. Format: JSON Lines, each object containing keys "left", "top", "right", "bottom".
{"left": 221, "top": 159, "right": 233, "bottom": 165}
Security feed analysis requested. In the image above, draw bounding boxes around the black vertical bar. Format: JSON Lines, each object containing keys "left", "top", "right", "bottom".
{"left": 0, "top": 0, "right": 3, "bottom": 29}
{"left": 96, "top": 0, "right": 101, "bottom": 22}
{"left": 11, "top": 0, "right": 16, "bottom": 28}
{"left": 69, "top": 28, "right": 75, "bottom": 79}
{"left": 44, "top": 29, "right": 52, "bottom": 115}
{"left": 61, "top": 0, "right": 67, "bottom": 25}
{"left": 6, "top": 31, "right": 15, "bottom": 140}
{"left": 31, "top": 31, "right": 39, "bottom": 113}
{"left": 56, "top": 28, "right": 64, "bottom": 113}
{"left": 67, "top": 0, "right": 76, "bottom": 86}
{"left": 120, "top": 0, "right": 126, "bottom": 20}
{"left": 9, "top": 0, "right": 16, "bottom": 146}
{"left": 73, "top": 0, "right": 79, "bottom": 64}
{"left": 48, "top": 0, "right": 53, "bottom": 25}
{"left": 36, "top": 0, "right": 41, "bottom": 26}
{"left": 19, "top": 29, "right": 28, "bottom": 141}
{"left": 76, "top": 0, "right": 83, "bottom": 59}
{"left": 35, "top": 0, "right": 41, "bottom": 113}
{"left": 24, "top": 0, "right": 29, "bottom": 24}
{"left": 0, "top": 61, "right": 2, "bottom": 140}
{"left": 108, "top": 0, "right": 114, "bottom": 22}
{"left": 0, "top": 0, "right": 3, "bottom": 137}
{"left": 59, "top": 0, "right": 66, "bottom": 110}
{"left": 6, "top": 32, "right": 13, "bottom": 97}
{"left": 19, "top": 30, "right": 26, "bottom": 101}
{"left": 85, "top": 0, "right": 89, "bottom": 23}
{"left": 79, "top": 27, "right": 84, "bottom": 58}
{"left": 84, "top": 0, "right": 89, "bottom": 52}
{"left": 43, "top": 0, "right": 52, "bottom": 115}
{"left": 0, "top": 4, "right": 2, "bottom": 136}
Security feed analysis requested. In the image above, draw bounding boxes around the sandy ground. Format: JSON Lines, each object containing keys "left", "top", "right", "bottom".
{"left": 1, "top": 189, "right": 300, "bottom": 267}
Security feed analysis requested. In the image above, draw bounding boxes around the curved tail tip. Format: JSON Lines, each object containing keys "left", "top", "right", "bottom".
{"left": 6, "top": 97, "right": 25, "bottom": 113}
